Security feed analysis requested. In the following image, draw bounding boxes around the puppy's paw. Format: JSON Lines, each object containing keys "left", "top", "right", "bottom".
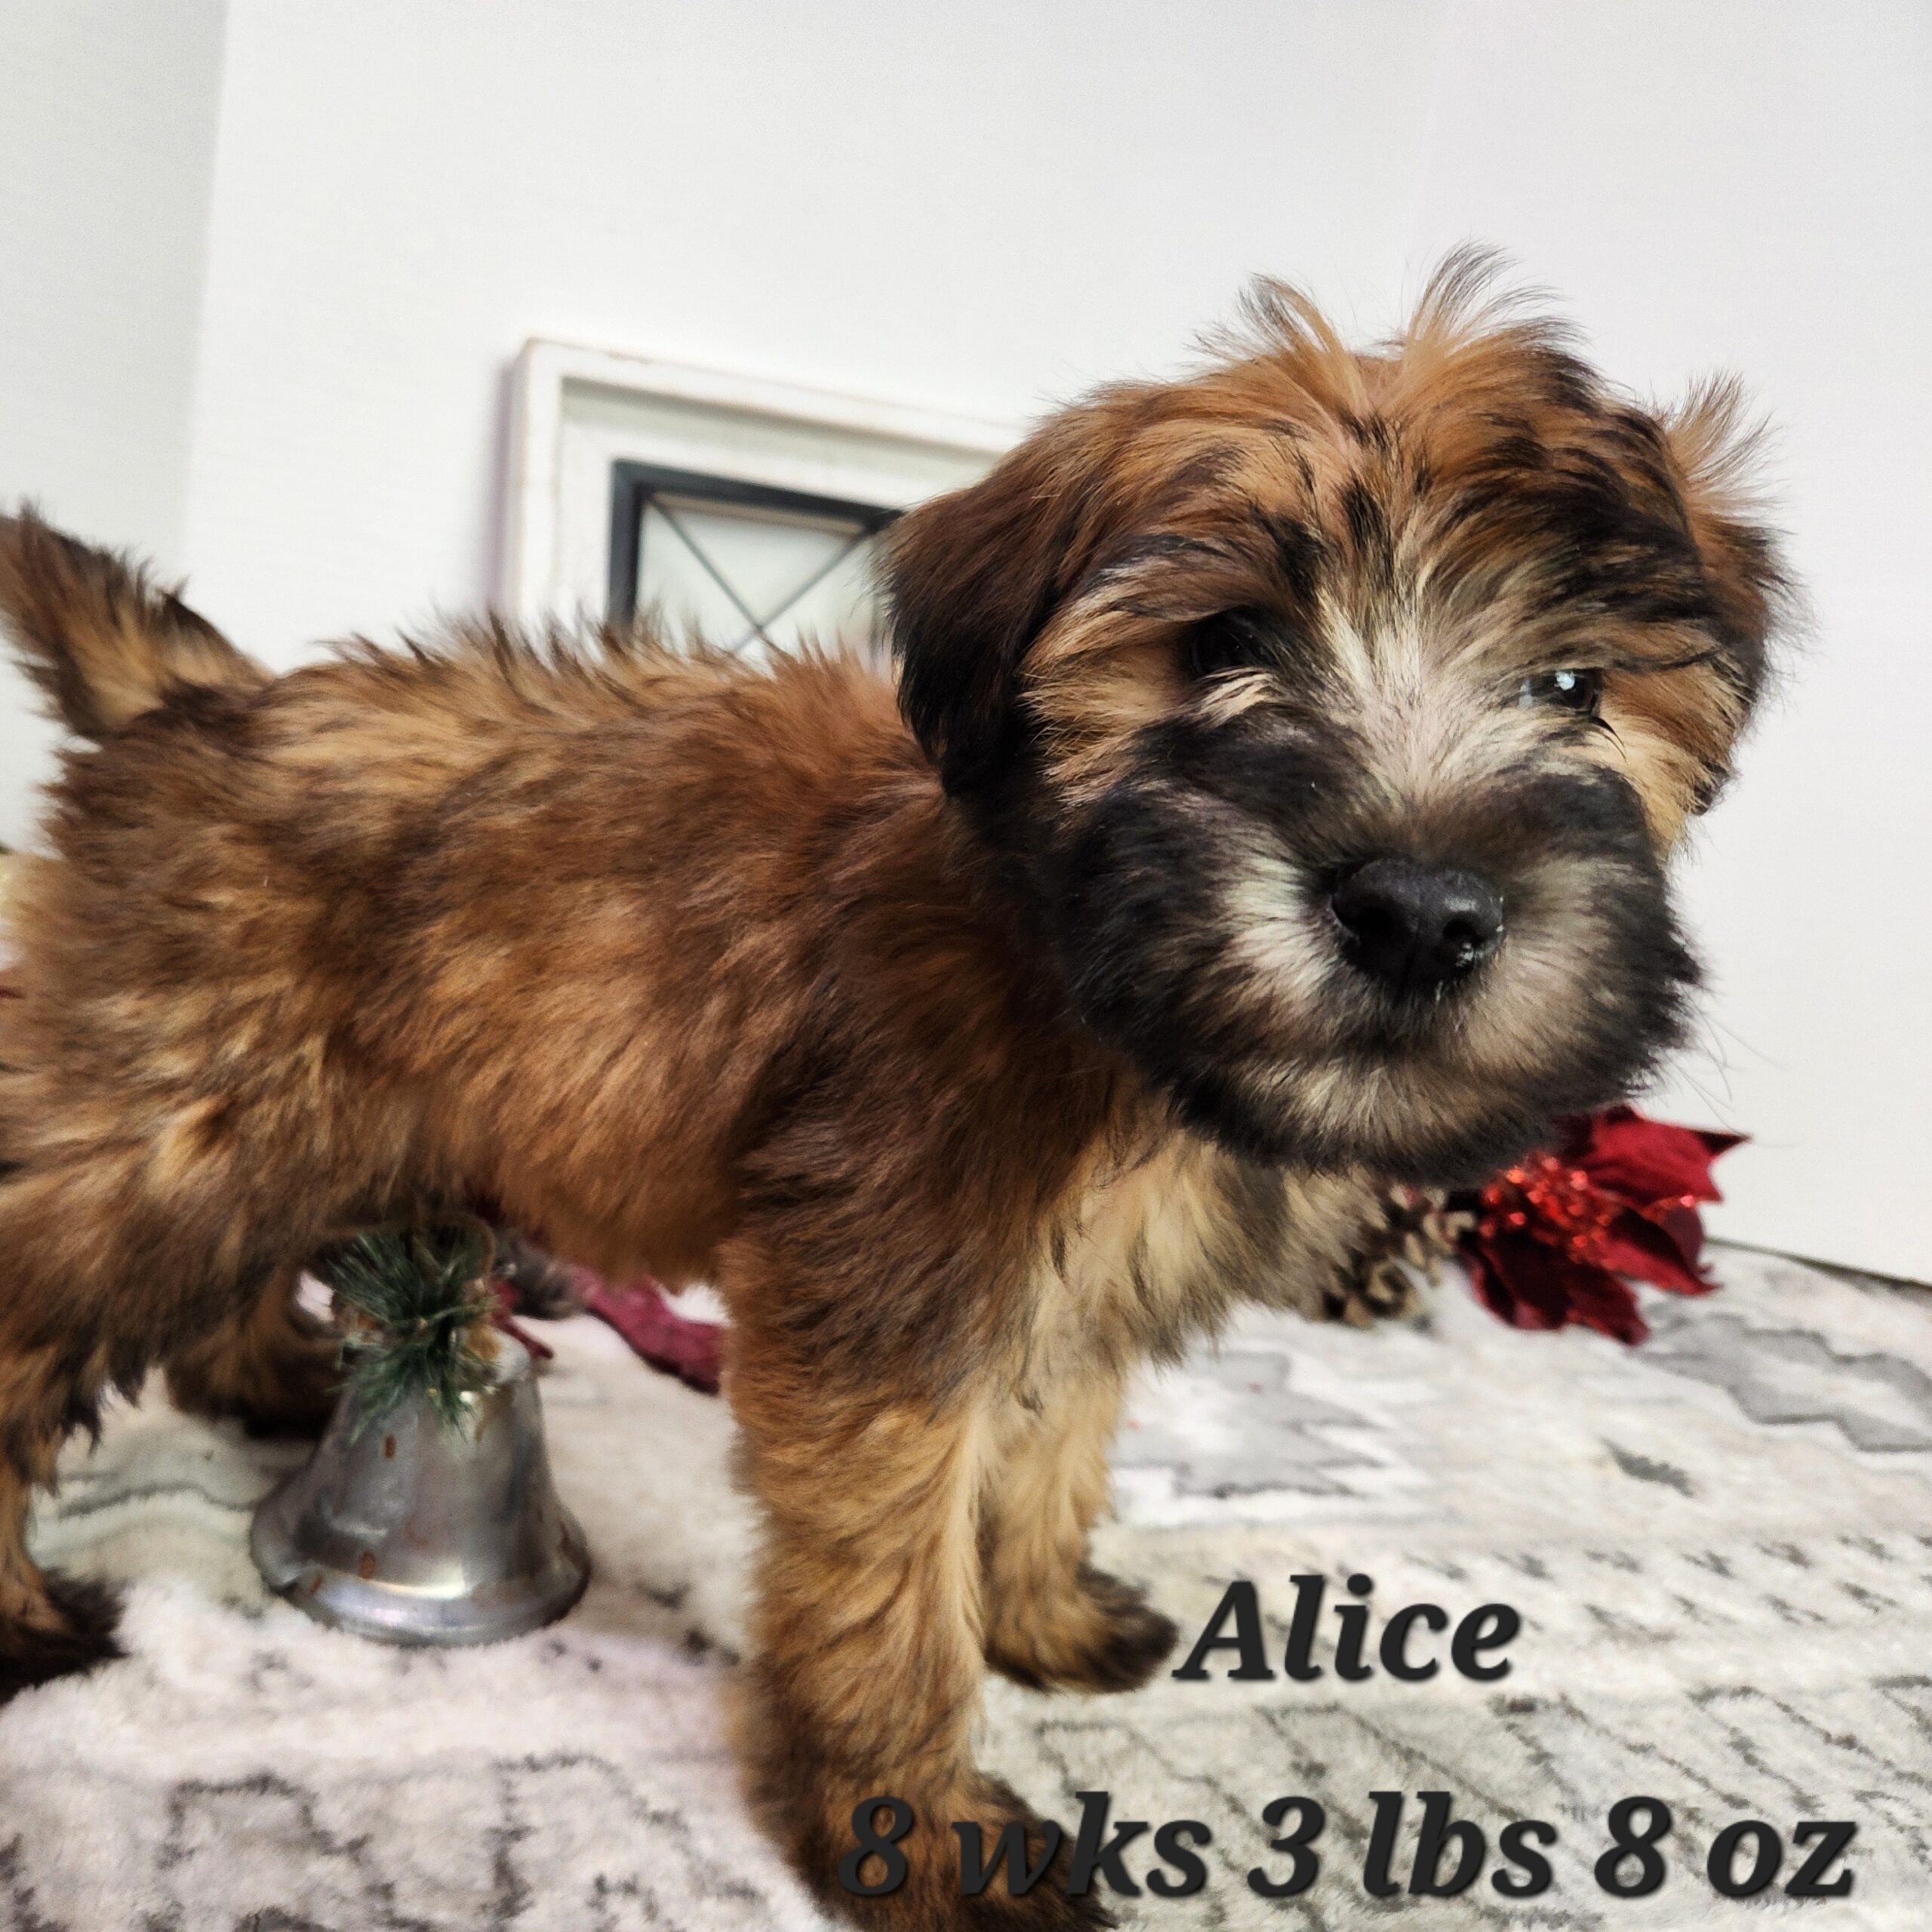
{"left": 955, "top": 1878, "right": 1114, "bottom": 1931}
{"left": 855, "top": 1785, "right": 1115, "bottom": 1932}
{"left": 239, "top": 1331, "right": 342, "bottom": 1438}
{"left": 167, "top": 1322, "right": 341, "bottom": 1438}
{"left": 835, "top": 1857, "right": 1113, "bottom": 1930}
{"left": 986, "top": 1566, "right": 1177, "bottom": 1696}
{"left": 0, "top": 1571, "right": 125, "bottom": 1705}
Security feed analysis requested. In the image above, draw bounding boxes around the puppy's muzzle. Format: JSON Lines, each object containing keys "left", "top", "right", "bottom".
{"left": 1330, "top": 857, "right": 1504, "bottom": 996}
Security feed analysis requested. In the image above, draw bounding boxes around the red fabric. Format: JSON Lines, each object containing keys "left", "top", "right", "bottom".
{"left": 574, "top": 1272, "right": 723, "bottom": 1395}
{"left": 1456, "top": 1104, "right": 1743, "bottom": 1344}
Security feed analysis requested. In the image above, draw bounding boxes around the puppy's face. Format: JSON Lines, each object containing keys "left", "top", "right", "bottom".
{"left": 887, "top": 266, "right": 1787, "bottom": 1183}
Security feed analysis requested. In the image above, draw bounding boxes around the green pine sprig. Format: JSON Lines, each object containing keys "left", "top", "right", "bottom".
{"left": 315, "top": 1223, "right": 500, "bottom": 1432}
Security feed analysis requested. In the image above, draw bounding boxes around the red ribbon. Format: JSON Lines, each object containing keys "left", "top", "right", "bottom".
{"left": 572, "top": 1271, "right": 723, "bottom": 1395}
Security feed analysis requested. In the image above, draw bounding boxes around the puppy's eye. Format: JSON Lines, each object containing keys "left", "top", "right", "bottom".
{"left": 1185, "top": 611, "right": 1274, "bottom": 681}
{"left": 1516, "top": 668, "right": 1603, "bottom": 717}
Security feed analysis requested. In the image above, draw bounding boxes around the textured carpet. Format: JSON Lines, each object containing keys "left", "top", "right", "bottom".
{"left": 3, "top": 1245, "right": 1928, "bottom": 1930}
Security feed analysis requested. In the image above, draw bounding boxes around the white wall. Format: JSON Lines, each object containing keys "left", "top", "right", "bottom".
{"left": 175, "top": 0, "right": 1441, "bottom": 666}
{"left": 2, "top": 1, "right": 1927, "bottom": 1276}
{"left": 0, "top": 0, "right": 228, "bottom": 846}
{"left": 1404, "top": 0, "right": 1932, "bottom": 1278}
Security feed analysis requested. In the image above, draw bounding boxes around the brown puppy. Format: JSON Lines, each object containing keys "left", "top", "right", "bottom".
{"left": 0, "top": 259, "right": 1784, "bottom": 1927}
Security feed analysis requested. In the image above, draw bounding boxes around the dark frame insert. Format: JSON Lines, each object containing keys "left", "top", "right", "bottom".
{"left": 605, "top": 459, "right": 900, "bottom": 632}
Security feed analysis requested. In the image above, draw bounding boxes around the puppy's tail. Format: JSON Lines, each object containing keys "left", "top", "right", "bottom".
{"left": 0, "top": 506, "right": 266, "bottom": 741}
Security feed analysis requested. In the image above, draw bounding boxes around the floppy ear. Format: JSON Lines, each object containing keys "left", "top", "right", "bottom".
{"left": 1659, "top": 378, "right": 1790, "bottom": 728}
{"left": 882, "top": 404, "right": 1129, "bottom": 799}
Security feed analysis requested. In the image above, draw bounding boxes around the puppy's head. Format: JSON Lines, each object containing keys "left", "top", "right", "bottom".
{"left": 885, "top": 256, "right": 1789, "bottom": 1183}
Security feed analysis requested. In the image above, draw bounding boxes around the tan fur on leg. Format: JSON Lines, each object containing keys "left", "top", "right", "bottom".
{"left": 732, "top": 1332, "right": 1101, "bottom": 1930}
{"left": 982, "top": 1372, "right": 1174, "bottom": 1695}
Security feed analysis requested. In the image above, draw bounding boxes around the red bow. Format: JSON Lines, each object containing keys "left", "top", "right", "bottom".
{"left": 1454, "top": 1105, "right": 1743, "bottom": 1344}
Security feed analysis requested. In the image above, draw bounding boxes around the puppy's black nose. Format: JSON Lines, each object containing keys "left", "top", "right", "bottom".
{"left": 1330, "top": 857, "right": 1503, "bottom": 995}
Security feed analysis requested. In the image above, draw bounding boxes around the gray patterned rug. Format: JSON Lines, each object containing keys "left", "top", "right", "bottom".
{"left": 4, "top": 1245, "right": 1928, "bottom": 1930}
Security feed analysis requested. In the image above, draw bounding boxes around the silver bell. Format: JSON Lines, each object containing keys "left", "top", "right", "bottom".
{"left": 251, "top": 1331, "right": 589, "bottom": 1645}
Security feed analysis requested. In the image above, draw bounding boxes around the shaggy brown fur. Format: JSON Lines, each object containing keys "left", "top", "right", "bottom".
{"left": 0, "top": 258, "right": 1784, "bottom": 1925}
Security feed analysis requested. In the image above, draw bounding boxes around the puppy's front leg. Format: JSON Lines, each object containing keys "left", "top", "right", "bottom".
{"left": 165, "top": 1264, "right": 340, "bottom": 1436}
{"left": 731, "top": 1339, "right": 1100, "bottom": 1929}
{"left": 981, "top": 1371, "right": 1175, "bottom": 1695}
